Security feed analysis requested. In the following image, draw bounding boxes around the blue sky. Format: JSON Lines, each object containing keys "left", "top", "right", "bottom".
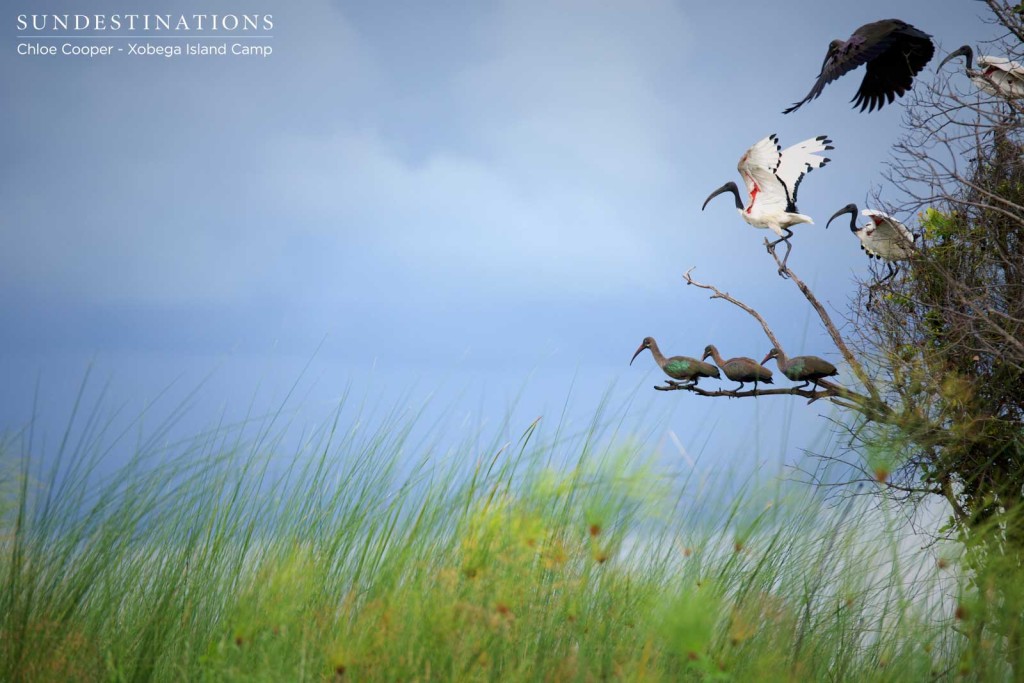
{"left": 0, "top": 0, "right": 996, "bottom": 470}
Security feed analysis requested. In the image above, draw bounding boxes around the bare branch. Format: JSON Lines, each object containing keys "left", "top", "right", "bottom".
{"left": 683, "top": 267, "right": 784, "bottom": 351}
{"left": 652, "top": 380, "right": 833, "bottom": 403}
{"left": 767, "top": 242, "right": 882, "bottom": 404}
{"left": 679, "top": 267, "right": 892, "bottom": 420}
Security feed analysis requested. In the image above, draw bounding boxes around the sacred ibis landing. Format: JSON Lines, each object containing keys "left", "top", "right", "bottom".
{"left": 702, "top": 134, "right": 832, "bottom": 275}
{"left": 784, "top": 19, "right": 934, "bottom": 114}
{"left": 826, "top": 204, "right": 916, "bottom": 284}
{"left": 938, "top": 46, "right": 1024, "bottom": 98}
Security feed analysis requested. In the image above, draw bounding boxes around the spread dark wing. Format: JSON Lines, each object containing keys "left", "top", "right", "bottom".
{"left": 783, "top": 20, "right": 931, "bottom": 114}
{"left": 783, "top": 29, "right": 895, "bottom": 113}
{"left": 853, "top": 25, "right": 934, "bottom": 112}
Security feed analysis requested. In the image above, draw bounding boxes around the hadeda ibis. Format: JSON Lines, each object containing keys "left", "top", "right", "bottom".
{"left": 938, "top": 45, "right": 1024, "bottom": 98}
{"left": 701, "top": 344, "right": 774, "bottom": 392}
{"left": 630, "top": 337, "right": 721, "bottom": 386}
{"left": 702, "top": 134, "right": 832, "bottom": 276}
{"left": 784, "top": 19, "right": 934, "bottom": 114}
{"left": 761, "top": 348, "right": 838, "bottom": 391}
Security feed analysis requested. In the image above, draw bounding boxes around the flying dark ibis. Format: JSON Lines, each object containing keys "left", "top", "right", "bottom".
{"left": 938, "top": 45, "right": 1024, "bottom": 98}
{"left": 702, "top": 134, "right": 832, "bottom": 275}
{"left": 784, "top": 19, "right": 934, "bottom": 114}
{"left": 826, "top": 203, "right": 916, "bottom": 284}
{"left": 761, "top": 348, "right": 838, "bottom": 391}
{"left": 630, "top": 337, "right": 720, "bottom": 386}
{"left": 701, "top": 344, "right": 774, "bottom": 392}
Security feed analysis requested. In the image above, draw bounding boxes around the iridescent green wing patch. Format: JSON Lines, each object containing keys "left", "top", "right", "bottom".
{"left": 664, "top": 359, "right": 692, "bottom": 375}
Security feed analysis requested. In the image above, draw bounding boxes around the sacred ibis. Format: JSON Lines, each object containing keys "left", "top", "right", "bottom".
{"left": 938, "top": 46, "right": 1024, "bottom": 98}
{"left": 761, "top": 348, "right": 838, "bottom": 391}
{"left": 826, "top": 204, "right": 916, "bottom": 284}
{"left": 702, "top": 134, "right": 832, "bottom": 275}
{"left": 784, "top": 19, "right": 934, "bottom": 114}
{"left": 701, "top": 345, "right": 774, "bottom": 392}
{"left": 630, "top": 337, "right": 720, "bottom": 387}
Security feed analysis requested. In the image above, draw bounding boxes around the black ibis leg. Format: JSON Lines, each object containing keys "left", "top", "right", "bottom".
{"left": 868, "top": 262, "right": 900, "bottom": 309}
{"left": 877, "top": 262, "right": 898, "bottom": 286}
{"left": 794, "top": 380, "right": 810, "bottom": 391}
{"left": 732, "top": 382, "right": 745, "bottom": 393}
{"left": 765, "top": 229, "right": 794, "bottom": 278}
{"left": 866, "top": 265, "right": 894, "bottom": 310}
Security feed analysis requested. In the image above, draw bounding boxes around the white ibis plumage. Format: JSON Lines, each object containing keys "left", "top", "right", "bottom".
{"left": 938, "top": 46, "right": 1024, "bottom": 98}
{"left": 826, "top": 203, "right": 916, "bottom": 284}
{"left": 702, "top": 134, "right": 832, "bottom": 274}
{"left": 784, "top": 19, "right": 934, "bottom": 114}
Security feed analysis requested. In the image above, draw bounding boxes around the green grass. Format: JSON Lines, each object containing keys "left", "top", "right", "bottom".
{"left": 1, "top": 388, "right": 1022, "bottom": 682}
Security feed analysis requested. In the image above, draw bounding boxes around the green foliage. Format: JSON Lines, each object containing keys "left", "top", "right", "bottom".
{"left": 863, "top": 112, "right": 1024, "bottom": 547}
{"left": 1, "top": 395, "right": 1018, "bottom": 682}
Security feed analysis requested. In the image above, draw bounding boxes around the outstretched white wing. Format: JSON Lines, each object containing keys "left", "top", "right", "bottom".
{"left": 775, "top": 136, "right": 833, "bottom": 211}
{"left": 860, "top": 209, "right": 916, "bottom": 260}
{"left": 737, "top": 135, "right": 788, "bottom": 215}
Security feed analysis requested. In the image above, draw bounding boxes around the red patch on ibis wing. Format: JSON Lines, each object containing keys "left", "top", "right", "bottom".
{"left": 871, "top": 216, "right": 884, "bottom": 226}
{"left": 746, "top": 184, "right": 759, "bottom": 214}
{"left": 984, "top": 66, "right": 998, "bottom": 76}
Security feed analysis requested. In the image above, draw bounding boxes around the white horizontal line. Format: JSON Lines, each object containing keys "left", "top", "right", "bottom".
{"left": 17, "top": 35, "right": 273, "bottom": 39}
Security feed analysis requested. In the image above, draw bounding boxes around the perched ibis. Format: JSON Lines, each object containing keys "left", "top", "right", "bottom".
{"left": 630, "top": 337, "right": 720, "bottom": 386}
{"left": 703, "top": 134, "right": 832, "bottom": 275}
{"left": 826, "top": 203, "right": 915, "bottom": 283}
{"left": 701, "top": 344, "right": 774, "bottom": 392}
{"left": 938, "top": 45, "right": 1024, "bottom": 98}
{"left": 761, "top": 348, "right": 838, "bottom": 391}
{"left": 784, "top": 19, "right": 934, "bottom": 114}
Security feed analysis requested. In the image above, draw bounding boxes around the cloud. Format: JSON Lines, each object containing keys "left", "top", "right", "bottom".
{"left": 2, "top": 0, "right": 696, "bottom": 308}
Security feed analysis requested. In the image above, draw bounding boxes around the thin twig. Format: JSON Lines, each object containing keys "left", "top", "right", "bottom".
{"left": 684, "top": 267, "right": 783, "bottom": 350}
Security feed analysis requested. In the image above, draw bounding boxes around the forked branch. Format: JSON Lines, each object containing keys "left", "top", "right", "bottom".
{"left": 683, "top": 267, "right": 783, "bottom": 350}
{"left": 682, "top": 266, "right": 891, "bottom": 420}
